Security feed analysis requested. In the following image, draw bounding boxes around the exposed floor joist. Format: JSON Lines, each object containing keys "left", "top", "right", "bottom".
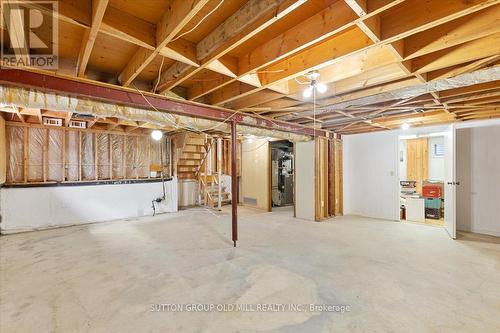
{"left": 1, "top": 0, "right": 498, "bottom": 134}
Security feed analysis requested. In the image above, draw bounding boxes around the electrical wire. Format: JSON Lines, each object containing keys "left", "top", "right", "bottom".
{"left": 241, "top": 138, "right": 270, "bottom": 152}
{"left": 252, "top": 69, "right": 287, "bottom": 74}
{"left": 154, "top": 0, "right": 224, "bottom": 91}
{"left": 294, "top": 77, "right": 309, "bottom": 85}
{"left": 171, "top": 0, "right": 225, "bottom": 43}
{"left": 313, "top": 85, "right": 316, "bottom": 138}
{"left": 153, "top": 57, "right": 165, "bottom": 93}
{"left": 132, "top": 83, "right": 239, "bottom": 133}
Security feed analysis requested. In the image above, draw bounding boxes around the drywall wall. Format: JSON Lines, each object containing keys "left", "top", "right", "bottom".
{"left": 295, "top": 140, "right": 315, "bottom": 220}
{"left": 0, "top": 116, "right": 5, "bottom": 184}
{"left": 344, "top": 120, "right": 500, "bottom": 225}
{"left": 428, "top": 136, "right": 444, "bottom": 181}
{"left": 343, "top": 131, "right": 400, "bottom": 221}
{"left": 399, "top": 139, "right": 407, "bottom": 181}
{"left": 456, "top": 125, "right": 500, "bottom": 236}
{"left": 241, "top": 138, "right": 270, "bottom": 211}
{"left": 0, "top": 180, "right": 178, "bottom": 233}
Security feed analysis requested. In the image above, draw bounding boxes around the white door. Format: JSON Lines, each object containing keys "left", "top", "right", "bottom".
{"left": 444, "top": 124, "right": 457, "bottom": 239}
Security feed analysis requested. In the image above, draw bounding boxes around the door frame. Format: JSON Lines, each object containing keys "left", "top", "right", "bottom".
{"left": 396, "top": 130, "right": 452, "bottom": 232}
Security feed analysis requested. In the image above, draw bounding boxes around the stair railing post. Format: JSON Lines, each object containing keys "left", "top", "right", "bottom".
{"left": 231, "top": 121, "right": 238, "bottom": 247}
{"left": 204, "top": 142, "right": 208, "bottom": 206}
{"left": 217, "top": 137, "right": 222, "bottom": 210}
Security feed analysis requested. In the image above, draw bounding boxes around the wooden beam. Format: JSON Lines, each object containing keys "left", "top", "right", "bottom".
{"left": 228, "top": 90, "right": 284, "bottom": 110}
{"left": 77, "top": 0, "right": 109, "bottom": 77}
{"left": 107, "top": 119, "right": 120, "bottom": 131}
{"left": 14, "top": 107, "right": 26, "bottom": 123}
{"left": 317, "top": 77, "right": 423, "bottom": 108}
{"left": 36, "top": 109, "right": 43, "bottom": 124}
{"left": 239, "top": 1, "right": 357, "bottom": 78}
{"left": 65, "top": 112, "right": 73, "bottom": 126}
{"left": 160, "top": 39, "right": 199, "bottom": 67}
{"left": 426, "top": 54, "right": 500, "bottom": 81}
{"left": 404, "top": 5, "right": 500, "bottom": 60}
{"left": 251, "top": 0, "right": 499, "bottom": 116}
{"left": 156, "top": 0, "right": 307, "bottom": 92}
{"left": 0, "top": 69, "right": 328, "bottom": 137}
{"left": 206, "top": 56, "right": 238, "bottom": 78}
{"left": 209, "top": 81, "right": 257, "bottom": 106}
{"left": 188, "top": 75, "right": 234, "bottom": 101}
{"left": 100, "top": 5, "right": 156, "bottom": 50}
{"left": 189, "top": 0, "right": 357, "bottom": 100}
{"left": 380, "top": 0, "right": 500, "bottom": 41}
{"left": 209, "top": 28, "right": 373, "bottom": 105}
{"left": 87, "top": 117, "right": 98, "bottom": 128}
{"left": 411, "top": 33, "right": 500, "bottom": 74}
{"left": 439, "top": 81, "right": 500, "bottom": 99}
{"left": 119, "top": 0, "right": 210, "bottom": 87}
{"left": 344, "top": 0, "right": 367, "bottom": 16}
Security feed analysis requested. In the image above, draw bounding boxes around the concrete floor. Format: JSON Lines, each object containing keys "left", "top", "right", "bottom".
{"left": 1, "top": 207, "right": 499, "bottom": 332}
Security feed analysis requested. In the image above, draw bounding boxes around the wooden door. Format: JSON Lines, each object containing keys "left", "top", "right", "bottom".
{"left": 406, "top": 138, "right": 428, "bottom": 194}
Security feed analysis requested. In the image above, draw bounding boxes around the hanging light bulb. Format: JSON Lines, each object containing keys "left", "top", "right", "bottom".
{"left": 316, "top": 82, "right": 327, "bottom": 94}
{"left": 151, "top": 130, "right": 163, "bottom": 141}
{"left": 303, "top": 86, "right": 313, "bottom": 98}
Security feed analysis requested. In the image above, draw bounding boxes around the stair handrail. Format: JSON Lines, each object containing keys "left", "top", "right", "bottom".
{"left": 194, "top": 141, "right": 213, "bottom": 178}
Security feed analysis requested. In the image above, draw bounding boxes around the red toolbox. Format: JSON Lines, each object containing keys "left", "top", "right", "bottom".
{"left": 422, "top": 185, "right": 442, "bottom": 198}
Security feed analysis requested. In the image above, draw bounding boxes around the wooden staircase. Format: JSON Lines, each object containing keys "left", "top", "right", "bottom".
{"left": 177, "top": 135, "right": 206, "bottom": 180}
{"left": 198, "top": 174, "right": 231, "bottom": 208}
{"left": 175, "top": 134, "right": 231, "bottom": 209}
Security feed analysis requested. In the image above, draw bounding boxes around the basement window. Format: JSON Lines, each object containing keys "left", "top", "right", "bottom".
{"left": 433, "top": 143, "right": 444, "bottom": 157}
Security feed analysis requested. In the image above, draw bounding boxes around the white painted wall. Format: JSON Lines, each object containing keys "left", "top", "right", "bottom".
{"left": 295, "top": 140, "right": 315, "bottom": 221}
{"left": 456, "top": 125, "right": 500, "bottom": 236}
{"left": 343, "top": 131, "right": 400, "bottom": 221}
{"left": 428, "top": 136, "right": 445, "bottom": 181}
{"left": 0, "top": 180, "right": 178, "bottom": 233}
{"left": 343, "top": 120, "right": 500, "bottom": 231}
{"left": 399, "top": 139, "right": 407, "bottom": 180}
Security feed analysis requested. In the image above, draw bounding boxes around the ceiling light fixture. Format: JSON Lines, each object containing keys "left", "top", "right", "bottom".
{"left": 151, "top": 130, "right": 163, "bottom": 141}
{"left": 302, "top": 71, "right": 328, "bottom": 98}
{"left": 401, "top": 123, "right": 410, "bottom": 130}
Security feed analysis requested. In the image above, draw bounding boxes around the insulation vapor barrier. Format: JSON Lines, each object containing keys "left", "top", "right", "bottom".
{"left": 0, "top": 86, "right": 311, "bottom": 142}
{"left": 97, "top": 133, "right": 110, "bottom": 179}
{"left": 28, "top": 127, "right": 44, "bottom": 181}
{"left": 280, "top": 66, "right": 500, "bottom": 120}
{"left": 111, "top": 134, "right": 124, "bottom": 178}
{"left": 48, "top": 129, "right": 64, "bottom": 181}
{"left": 66, "top": 131, "right": 79, "bottom": 181}
{"left": 6, "top": 126, "right": 24, "bottom": 183}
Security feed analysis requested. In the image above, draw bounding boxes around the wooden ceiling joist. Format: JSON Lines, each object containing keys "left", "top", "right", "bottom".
{"left": 155, "top": 0, "right": 308, "bottom": 93}
{"left": 1, "top": 0, "right": 499, "bottom": 135}
{"left": 208, "top": 0, "right": 500, "bottom": 109}
{"left": 119, "top": 0, "right": 210, "bottom": 87}
{"left": 77, "top": 0, "right": 109, "bottom": 77}
{"left": 0, "top": 69, "right": 326, "bottom": 137}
